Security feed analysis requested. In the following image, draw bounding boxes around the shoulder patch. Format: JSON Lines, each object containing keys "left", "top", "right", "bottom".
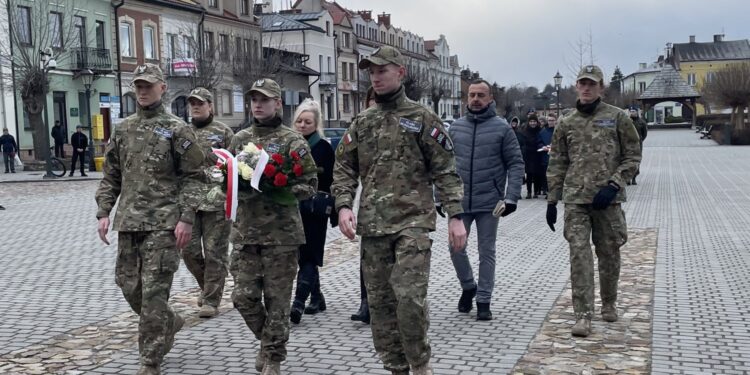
{"left": 399, "top": 117, "right": 423, "bottom": 133}
{"left": 343, "top": 133, "right": 354, "bottom": 145}
{"left": 295, "top": 147, "right": 308, "bottom": 159}
{"left": 429, "top": 127, "right": 453, "bottom": 151}
{"left": 181, "top": 140, "right": 192, "bottom": 150}
{"left": 154, "top": 127, "right": 173, "bottom": 139}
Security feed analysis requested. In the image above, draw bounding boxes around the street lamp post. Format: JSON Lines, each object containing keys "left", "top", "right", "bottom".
{"left": 324, "top": 87, "right": 332, "bottom": 128}
{"left": 554, "top": 71, "right": 563, "bottom": 118}
{"left": 40, "top": 50, "right": 57, "bottom": 179}
{"left": 79, "top": 69, "right": 96, "bottom": 172}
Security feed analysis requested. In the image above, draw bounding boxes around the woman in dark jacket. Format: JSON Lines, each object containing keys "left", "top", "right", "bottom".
{"left": 522, "top": 114, "right": 546, "bottom": 198}
{"left": 290, "top": 99, "right": 336, "bottom": 324}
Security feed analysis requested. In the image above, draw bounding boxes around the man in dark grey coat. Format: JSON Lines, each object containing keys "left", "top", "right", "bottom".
{"left": 445, "top": 79, "right": 525, "bottom": 320}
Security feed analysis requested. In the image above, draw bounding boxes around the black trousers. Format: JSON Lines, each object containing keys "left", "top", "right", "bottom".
{"left": 54, "top": 142, "right": 65, "bottom": 158}
{"left": 70, "top": 151, "right": 85, "bottom": 174}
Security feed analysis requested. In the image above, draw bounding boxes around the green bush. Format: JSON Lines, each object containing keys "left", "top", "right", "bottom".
{"left": 665, "top": 115, "right": 686, "bottom": 124}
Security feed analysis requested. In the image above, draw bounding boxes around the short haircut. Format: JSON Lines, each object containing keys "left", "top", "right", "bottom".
{"left": 469, "top": 79, "right": 492, "bottom": 91}
{"left": 292, "top": 98, "right": 324, "bottom": 137}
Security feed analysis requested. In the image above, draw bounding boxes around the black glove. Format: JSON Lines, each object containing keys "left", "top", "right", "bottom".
{"left": 546, "top": 204, "right": 557, "bottom": 232}
{"left": 435, "top": 205, "right": 446, "bottom": 218}
{"left": 312, "top": 192, "right": 335, "bottom": 216}
{"left": 500, "top": 203, "right": 517, "bottom": 217}
{"left": 592, "top": 183, "right": 620, "bottom": 210}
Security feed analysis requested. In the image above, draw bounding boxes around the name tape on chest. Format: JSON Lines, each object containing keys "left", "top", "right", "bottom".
{"left": 206, "top": 135, "right": 224, "bottom": 143}
{"left": 265, "top": 143, "right": 281, "bottom": 154}
{"left": 430, "top": 127, "right": 453, "bottom": 151}
{"left": 594, "top": 119, "right": 616, "bottom": 128}
{"left": 153, "top": 127, "right": 173, "bottom": 139}
{"left": 399, "top": 117, "right": 423, "bottom": 133}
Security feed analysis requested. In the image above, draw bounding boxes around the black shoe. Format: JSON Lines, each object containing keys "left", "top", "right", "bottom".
{"left": 81, "top": 173, "right": 88, "bottom": 177}
{"left": 458, "top": 286, "right": 477, "bottom": 313}
{"left": 525, "top": 193, "right": 532, "bottom": 199}
{"left": 69, "top": 173, "right": 74, "bottom": 177}
{"left": 290, "top": 302, "right": 304, "bottom": 324}
{"left": 350, "top": 299, "right": 370, "bottom": 324}
{"left": 305, "top": 293, "right": 326, "bottom": 314}
{"left": 476, "top": 302, "right": 493, "bottom": 321}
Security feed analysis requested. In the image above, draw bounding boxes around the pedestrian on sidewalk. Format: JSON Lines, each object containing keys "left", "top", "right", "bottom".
{"left": 545, "top": 65, "right": 642, "bottom": 338}
{"left": 182, "top": 87, "right": 234, "bottom": 318}
{"left": 289, "top": 99, "right": 336, "bottom": 325}
{"left": 95, "top": 63, "right": 206, "bottom": 375}
{"left": 628, "top": 108, "right": 648, "bottom": 185}
{"left": 69, "top": 125, "right": 88, "bottom": 177}
{"left": 350, "top": 86, "right": 376, "bottom": 325}
{"left": 522, "top": 114, "right": 546, "bottom": 198}
{"left": 1, "top": 128, "right": 18, "bottom": 173}
{"left": 228, "top": 78, "right": 318, "bottom": 375}
{"left": 445, "top": 79, "right": 524, "bottom": 321}
{"left": 539, "top": 113, "right": 558, "bottom": 196}
{"left": 333, "top": 46, "right": 467, "bottom": 375}
{"left": 51, "top": 121, "right": 65, "bottom": 158}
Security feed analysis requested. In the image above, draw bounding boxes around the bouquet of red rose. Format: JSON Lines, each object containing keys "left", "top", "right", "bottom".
{"left": 208, "top": 143, "right": 311, "bottom": 213}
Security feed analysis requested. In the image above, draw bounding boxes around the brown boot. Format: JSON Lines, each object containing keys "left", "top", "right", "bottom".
{"left": 571, "top": 318, "right": 592, "bottom": 337}
{"left": 602, "top": 303, "right": 618, "bottom": 322}
{"left": 199, "top": 304, "right": 218, "bottom": 318}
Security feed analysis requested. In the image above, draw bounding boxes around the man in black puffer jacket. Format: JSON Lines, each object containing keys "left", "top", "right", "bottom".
{"left": 446, "top": 79, "right": 525, "bottom": 320}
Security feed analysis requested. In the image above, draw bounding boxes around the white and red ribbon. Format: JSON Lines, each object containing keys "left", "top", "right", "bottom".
{"left": 212, "top": 148, "right": 238, "bottom": 221}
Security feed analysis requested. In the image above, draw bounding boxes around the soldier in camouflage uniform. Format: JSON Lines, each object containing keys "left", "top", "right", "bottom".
{"left": 628, "top": 108, "right": 648, "bottom": 185}
{"left": 545, "top": 65, "right": 642, "bottom": 337}
{"left": 228, "top": 79, "right": 317, "bottom": 375}
{"left": 95, "top": 63, "right": 206, "bottom": 375}
{"left": 332, "top": 46, "right": 467, "bottom": 375}
{"left": 182, "top": 87, "right": 235, "bottom": 318}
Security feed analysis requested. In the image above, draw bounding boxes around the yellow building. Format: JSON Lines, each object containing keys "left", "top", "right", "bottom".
{"left": 671, "top": 35, "right": 750, "bottom": 115}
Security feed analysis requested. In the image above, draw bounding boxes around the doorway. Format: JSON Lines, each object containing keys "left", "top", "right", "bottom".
{"left": 171, "top": 96, "right": 188, "bottom": 122}
{"left": 52, "top": 91, "right": 68, "bottom": 143}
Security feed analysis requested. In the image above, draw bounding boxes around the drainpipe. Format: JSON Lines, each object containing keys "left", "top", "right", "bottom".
{"left": 198, "top": 10, "right": 205, "bottom": 71}
{"left": 113, "top": 0, "right": 125, "bottom": 118}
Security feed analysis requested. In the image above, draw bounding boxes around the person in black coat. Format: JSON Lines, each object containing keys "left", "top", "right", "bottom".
{"left": 69, "top": 125, "right": 88, "bottom": 176}
{"left": 51, "top": 121, "right": 65, "bottom": 158}
{"left": 290, "top": 99, "right": 336, "bottom": 324}
{"left": 522, "top": 114, "right": 546, "bottom": 198}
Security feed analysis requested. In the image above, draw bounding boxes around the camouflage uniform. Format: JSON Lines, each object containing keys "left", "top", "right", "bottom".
{"left": 228, "top": 79, "right": 317, "bottom": 365}
{"left": 332, "top": 47, "right": 464, "bottom": 373}
{"left": 95, "top": 64, "right": 206, "bottom": 367}
{"left": 630, "top": 115, "right": 648, "bottom": 183}
{"left": 546, "top": 66, "right": 642, "bottom": 321}
{"left": 182, "top": 88, "right": 235, "bottom": 309}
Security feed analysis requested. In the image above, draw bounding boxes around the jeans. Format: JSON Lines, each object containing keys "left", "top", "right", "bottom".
{"left": 448, "top": 211, "right": 499, "bottom": 304}
{"left": 3, "top": 152, "right": 14, "bottom": 172}
{"left": 70, "top": 151, "right": 85, "bottom": 175}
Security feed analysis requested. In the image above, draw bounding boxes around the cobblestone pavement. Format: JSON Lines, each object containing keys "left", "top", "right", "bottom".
{"left": 1, "top": 129, "right": 749, "bottom": 374}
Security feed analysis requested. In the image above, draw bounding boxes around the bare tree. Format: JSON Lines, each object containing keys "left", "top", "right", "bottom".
{"left": 429, "top": 75, "right": 449, "bottom": 116}
{"left": 565, "top": 29, "right": 596, "bottom": 80}
{"left": 403, "top": 66, "right": 431, "bottom": 102}
{"left": 0, "top": 0, "right": 82, "bottom": 159}
{"left": 704, "top": 62, "right": 750, "bottom": 135}
{"left": 232, "top": 40, "right": 290, "bottom": 93}
{"left": 174, "top": 23, "right": 225, "bottom": 91}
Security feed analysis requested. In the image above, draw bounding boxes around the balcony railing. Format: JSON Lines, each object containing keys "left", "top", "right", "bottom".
{"left": 70, "top": 47, "right": 112, "bottom": 72}
{"left": 319, "top": 72, "right": 336, "bottom": 85}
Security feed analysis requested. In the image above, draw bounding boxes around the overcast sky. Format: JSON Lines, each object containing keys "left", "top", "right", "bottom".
{"left": 327, "top": 0, "right": 750, "bottom": 89}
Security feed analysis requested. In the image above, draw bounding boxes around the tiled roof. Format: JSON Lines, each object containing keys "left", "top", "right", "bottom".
{"left": 638, "top": 65, "right": 700, "bottom": 101}
{"left": 674, "top": 40, "right": 750, "bottom": 62}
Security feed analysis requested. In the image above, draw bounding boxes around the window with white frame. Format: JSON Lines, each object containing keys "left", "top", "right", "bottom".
{"left": 221, "top": 90, "right": 232, "bottom": 115}
{"left": 143, "top": 26, "right": 155, "bottom": 59}
{"left": 49, "top": 12, "right": 63, "bottom": 49}
{"left": 687, "top": 73, "right": 696, "bottom": 86}
{"left": 120, "top": 22, "right": 133, "bottom": 57}
{"left": 343, "top": 94, "right": 351, "bottom": 113}
{"left": 341, "top": 62, "right": 347, "bottom": 81}
{"left": 16, "top": 6, "right": 32, "bottom": 46}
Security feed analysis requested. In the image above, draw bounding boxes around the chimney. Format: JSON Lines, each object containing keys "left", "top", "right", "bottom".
{"left": 714, "top": 34, "right": 724, "bottom": 42}
{"left": 689, "top": 35, "right": 696, "bottom": 43}
{"left": 255, "top": 0, "right": 273, "bottom": 14}
{"left": 639, "top": 63, "right": 647, "bottom": 70}
{"left": 357, "top": 10, "right": 371, "bottom": 21}
{"left": 377, "top": 13, "right": 391, "bottom": 27}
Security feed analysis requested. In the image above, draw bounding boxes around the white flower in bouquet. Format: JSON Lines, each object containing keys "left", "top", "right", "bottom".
{"left": 207, "top": 166, "right": 225, "bottom": 183}
{"left": 237, "top": 162, "right": 254, "bottom": 180}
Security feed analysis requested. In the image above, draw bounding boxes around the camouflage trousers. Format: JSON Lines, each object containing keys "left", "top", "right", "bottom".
{"left": 563, "top": 204, "right": 628, "bottom": 319}
{"left": 182, "top": 210, "right": 231, "bottom": 307}
{"left": 229, "top": 244, "right": 298, "bottom": 362}
{"left": 115, "top": 231, "right": 181, "bottom": 366}
{"left": 361, "top": 228, "right": 432, "bottom": 372}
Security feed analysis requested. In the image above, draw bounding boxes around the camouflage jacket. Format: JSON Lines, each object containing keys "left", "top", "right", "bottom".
{"left": 95, "top": 104, "right": 206, "bottom": 231}
{"left": 332, "top": 85, "right": 464, "bottom": 236}
{"left": 547, "top": 100, "right": 642, "bottom": 205}
{"left": 228, "top": 117, "right": 317, "bottom": 245}
{"left": 192, "top": 118, "right": 235, "bottom": 212}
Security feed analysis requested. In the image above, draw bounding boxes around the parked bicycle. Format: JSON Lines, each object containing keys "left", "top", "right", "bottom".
{"left": 48, "top": 146, "right": 66, "bottom": 177}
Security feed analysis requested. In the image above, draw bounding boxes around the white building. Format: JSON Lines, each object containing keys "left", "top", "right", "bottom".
{"left": 621, "top": 59, "right": 683, "bottom": 123}
{"left": 425, "top": 35, "right": 462, "bottom": 119}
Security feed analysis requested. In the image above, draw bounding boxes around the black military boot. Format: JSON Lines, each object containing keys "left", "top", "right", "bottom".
{"left": 350, "top": 298, "right": 370, "bottom": 324}
{"left": 305, "top": 281, "right": 326, "bottom": 314}
{"left": 476, "top": 302, "right": 493, "bottom": 321}
{"left": 458, "top": 286, "right": 477, "bottom": 313}
{"left": 290, "top": 300, "right": 305, "bottom": 324}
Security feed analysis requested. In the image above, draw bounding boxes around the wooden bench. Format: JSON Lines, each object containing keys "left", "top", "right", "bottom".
{"left": 700, "top": 124, "right": 714, "bottom": 139}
